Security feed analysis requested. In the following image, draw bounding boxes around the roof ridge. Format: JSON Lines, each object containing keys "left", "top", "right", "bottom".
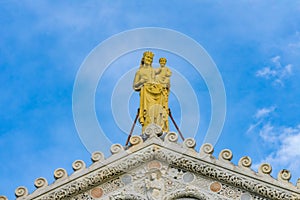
{"left": 2, "top": 129, "right": 300, "bottom": 199}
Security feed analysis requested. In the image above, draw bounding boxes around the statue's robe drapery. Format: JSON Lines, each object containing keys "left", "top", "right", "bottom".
{"left": 139, "top": 83, "right": 169, "bottom": 133}
{"left": 133, "top": 66, "right": 169, "bottom": 133}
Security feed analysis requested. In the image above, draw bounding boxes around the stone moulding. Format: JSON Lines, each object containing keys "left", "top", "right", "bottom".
{"left": 154, "top": 148, "right": 300, "bottom": 200}
{"left": 110, "top": 193, "right": 147, "bottom": 200}
{"left": 6, "top": 133, "right": 300, "bottom": 200}
{"left": 164, "top": 188, "right": 210, "bottom": 200}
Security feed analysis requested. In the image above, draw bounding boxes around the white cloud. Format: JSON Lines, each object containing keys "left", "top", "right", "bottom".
{"left": 256, "top": 67, "right": 277, "bottom": 79}
{"left": 278, "top": 130, "right": 300, "bottom": 158}
{"left": 288, "top": 31, "right": 300, "bottom": 52}
{"left": 283, "top": 64, "right": 292, "bottom": 76}
{"left": 254, "top": 106, "right": 276, "bottom": 119}
{"left": 271, "top": 55, "right": 281, "bottom": 67}
{"left": 256, "top": 56, "right": 293, "bottom": 86}
{"left": 246, "top": 106, "right": 275, "bottom": 135}
{"left": 288, "top": 41, "right": 300, "bottom": 49}
{"left": 246, "top": 120, "right": 262, "bottom": 134}
{"left": 258, "top": 123, "right": 277, "bottom": 143}
{"left": 260, "top": 126, "right": 300, "bottom": 178}
{"left": 248, "top": 108, "right": 300, "bottom": 182}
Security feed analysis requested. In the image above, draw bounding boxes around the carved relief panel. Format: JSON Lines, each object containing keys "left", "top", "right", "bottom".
{"left": 71, "top": 160, "right": 265, "bottom": 200}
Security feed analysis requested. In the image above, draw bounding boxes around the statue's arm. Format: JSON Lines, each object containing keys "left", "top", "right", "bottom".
{"left": 166, "top": 68, "right": 172, "bottom": 77}
{"left": 155, "top": 68, "right": 161, "bottom": 75}
{"left": 133, "top": 71, "right": 144, "bottom": 91}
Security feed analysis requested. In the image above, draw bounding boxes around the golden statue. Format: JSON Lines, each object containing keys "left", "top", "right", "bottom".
{"left": 133, "top": 51, "right": 172, "bottom": 133}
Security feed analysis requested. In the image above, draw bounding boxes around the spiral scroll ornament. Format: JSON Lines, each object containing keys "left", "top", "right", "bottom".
{"left": 0, "top": 196, "right": 8, "bottom": 200}
{"left": 165, "top": 132, "right": 178, "bottom": 142}
{"left": 278, "top": 169, "right": 291, "bottom": 182}
{"left": 258, "top": 163, "right": 272, "bottom": 175}
{"left": 200, "top": 143, "right": 214, "bottom": 155}
{"left": 15, "top": 186, "right": 28, "bottom": 197}
{"left": 54, "top": 168, "right": 68, "bottom": 180}
{"left": 238, "top": 156, "right": 252, "bottom": 168}
{"left": 129, "top": 135, "right": 143, "bottom": 145}
{"left": 91, "top": 151, "right": 105, "bottom": 162}
{"left": 72, "top": 160, "right": 86, "bottom": 171}
{"left": 183, "top": 138, "right": 196, "bottom": 148}
{"left": 110, "top": 143, "right": 124, "bottom": 154}
{"left": 144, "top": 123, "right": 162, "bottom": 137}
{"left": 34, "top": 177, "right": 48, "bottom": 188}
{"left": 219, "top": 149, "right": 233, "bottom": 161}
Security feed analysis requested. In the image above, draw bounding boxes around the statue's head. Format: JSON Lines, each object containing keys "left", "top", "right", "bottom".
{"left": 150, "top": 172, "right": 157, "bottom": 179}
{"left": 143, "top": 51, "right": 154, "bottom": 58}
{"left": 143, "top": 51, "right": 154, "bottom": 65}
{"left": 159, "top": 57, "right": 167, "bottom": 66}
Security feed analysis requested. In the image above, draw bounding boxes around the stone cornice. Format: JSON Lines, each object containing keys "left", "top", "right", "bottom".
{"left": 7, "top": 132, "right": 300, "bottom": 200}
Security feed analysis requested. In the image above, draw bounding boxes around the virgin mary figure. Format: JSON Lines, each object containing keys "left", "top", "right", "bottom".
{"left": 133, "top": 51, "right": 170, "bottom": 133}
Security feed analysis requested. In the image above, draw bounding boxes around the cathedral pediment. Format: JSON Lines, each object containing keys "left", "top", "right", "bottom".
{"left": 8, "top": 126, "right": 300, "bottom": 200}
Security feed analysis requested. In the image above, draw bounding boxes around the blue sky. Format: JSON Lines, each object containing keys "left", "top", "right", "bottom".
{"left": 1, "top": 1, "right": 300, "bottom": 198}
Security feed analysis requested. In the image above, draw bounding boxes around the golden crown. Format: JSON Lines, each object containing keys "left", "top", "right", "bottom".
{"left": 159, "top": 57, "right": 167, "bottom": 62}
{"left": 143, "top": 51, "right": 154, "bottom": 58}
